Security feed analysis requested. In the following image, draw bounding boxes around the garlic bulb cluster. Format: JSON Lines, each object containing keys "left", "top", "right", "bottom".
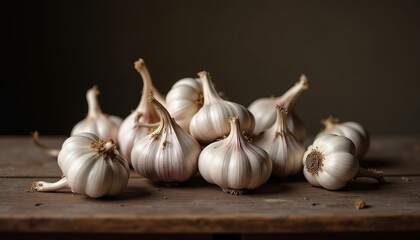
{"left": 316, "top": 116, "right": 370, "bottom": 158}
{"left": 165, "top": 78, "right": 203, "bottom": 132}
{"left": 131, "top": 96, "right": 201, "bottom": 186}
{"left": 198, "top": 116, "right": 272, "bottom": 194}
{"left": 302, "top": 134, "right": 384, "bottom": 190}
{"left": 32, "top": 132, "right": 130, "bottom": 198}
{"left": 248, "top": 75, "right": 309, "bottom": 142}
{"left": 32, "top": 85, "right": 122, "bottom": 157}
{"left": 190, "top": 71, "right": 255, "bottom": 144}
{"left": 254, "top": 106, "right": 305, "bottom": 177}
{"left": 118, "top": 59, "right": 163, "bottom": 163}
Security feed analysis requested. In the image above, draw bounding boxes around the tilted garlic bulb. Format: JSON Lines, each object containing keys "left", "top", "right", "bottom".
{"left": 32, "top": 132, "right": 130, "bottom": 198}
{"left": 316, "top": 116, "right": 370, "bottom": 158}
{"left": 131, "top": 96, "right": 201, "bottom": 186}
{"left": 302, "top": 134, "right": 384, "bottom": 190}
{"left": 32, "top": 85, "right": 122, "bottom": 157}
{"left": 248, "top": 75, "right": 309, "bottom": 142}
{"left": 254, "top": 106, "right": 305, "bottom": 177}
{"left": 118, "top": 59, "right": 162, "bottom": 164}
{"left": 165, "top": 78, "right": 203, "bottom": 132}
{"left": 190, "top": 71, "right": 255, "bottom": 144}
{"left": 198, "top": 116, "right": 272, "bottom": 195}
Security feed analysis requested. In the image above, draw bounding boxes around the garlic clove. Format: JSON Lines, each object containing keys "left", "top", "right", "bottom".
{"left": 189, "top": 71, "right": 255, "bottom": 144}
{"left": 248, "top": 75, "right": 308, "bottom": 142}
{"left": 198, "top": 116, "right": 272, "bottom": 194}
{"left": 131, "top": 95, "right": 201, "bottom": 186}
{"left": 118, "top": 59, "right": 161, "bottom": 164}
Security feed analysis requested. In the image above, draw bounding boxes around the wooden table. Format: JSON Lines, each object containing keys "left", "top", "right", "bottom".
{"left": 1, "top": 135, "right": 419, "bottom": 239}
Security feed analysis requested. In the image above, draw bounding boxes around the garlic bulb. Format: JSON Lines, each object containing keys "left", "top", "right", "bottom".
{"left": 165, "top": 78, "right": 203, "bottom": 132}
{"left": 190, "top": 71, "right": 255, "bottom": 144}
{"left": 71, "top": 85, "right": 122, "bottom": 139}
{"left": 118, "top": 59, "right": 162, "bottom": 164}
{"left": 316, "top": 116, "right": 370, "bottom": 158}
{"left": 302, "top": 134, "right": 384, "bottom": 190}
{"left": 131, "top": 96, "right": 201, "bottom": 186}
{"left": 32, "top": 132, "right": 130, "bottom": 198}
{"left": 32, "top": 85, "right": 122, "bottom": 157}
{"left": 254, "top": 106, "right": 305, "bottom": 177}
{"left": 198, "top": 116, "right": 272, "bottom": 195}
{"left": 248, "top": 75, "right": 309, "bottom": 142}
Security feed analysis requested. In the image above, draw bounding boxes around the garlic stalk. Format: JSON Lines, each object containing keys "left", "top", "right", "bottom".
{"left": 254, "top": 106, "right": 305, "bottom": 177}
{"left": 248, "top": 75, "right": 309, "bottom": 142}
{"left": 32, "top": 132, "right": 130, "bottom": 198}
{"left": 131, "top": 96, "right": 201, "bottom": 186}
{"left": 190, "top": 71, "right": 255, "bottom": 144}
{"left": 316, "top": 116, "right": 370, "bottom": 158}
{"left": 32, "top": 85, "right": 122, "bottom": 157}
{"left": 165, "top": 78, "right": 203, "bottom": 132}
{"left": 118, "top": 59, "right": 162, "bottom": 164}
{"left": 302, "top": 134, "right": 384, "bottom": 190}
{"left": 198, "top": 116, "right": 272, "bottom": 195}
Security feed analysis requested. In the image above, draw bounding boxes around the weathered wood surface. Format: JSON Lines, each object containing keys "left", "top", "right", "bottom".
{"left": 0, "top": 135, "right": 419, "bottom": 234}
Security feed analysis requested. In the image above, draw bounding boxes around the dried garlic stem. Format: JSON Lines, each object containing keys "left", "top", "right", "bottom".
{"left": 32, "top": 131, "right": 60, "bottom": 157}
{"left": 356, "top": 168, "right": 385, "bottom": 183}
{"left": 32, "top": 177, "right": 69, "bottom": 192}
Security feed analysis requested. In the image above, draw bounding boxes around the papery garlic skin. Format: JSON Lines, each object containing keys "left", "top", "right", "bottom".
{"left": 316, "top": 117, "right": 370, "bottom": 158}
{"left": 248, "top": 75, "right": 308, "bottom": 142}
{"left": 303, "top": 134, "right": 384, "bottom": 191}
{"left": 254, "top": 106, "right": 305, "bottom": 177}
{"left": 33, "top": 132, "right": 130, "bottom": 198}
{"left": 166, "top": 78, "right": 203, "bottom": 132}
{"left": 118, "top": 59, "right": 161, "bottom": 163}
{"left": 71, "top": 85, "right": 122, "bottom": 141}
{"left": 131, "top": 96, "right": 201, "bottom": 185}
{"left": 198, "top": 117, "right": 272, "bottom": 194}
{"left": 190, "top": 71, "right": 255, "bottom": 144}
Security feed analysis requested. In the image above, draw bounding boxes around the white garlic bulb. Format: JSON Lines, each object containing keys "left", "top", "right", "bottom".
{"left": 316, "top": 116, "right": 370, "bottom": 158}
{"left": 254, "top": 106, "right": 305, "bottom": 177}
{"left": 131, "top": 96, "right": 201, "bottom": 186}
{"left": 198, "top": 116, "right": 272, "bottom": 195}
{"left": 118, "top": 59, "right": 162, "bottom": 164}
{"left": 32, "top": 132, "right": 130, "bottom": 198}
{"left": 165, "top": 78, "right": 203, "bottom": 132}
{"left": 32, "top": 85, "right": 122, "bottom": 157}
{"left": 248, "top": 75, "right": 309, "bottom": 142}
{"left": 71, "top": 85, "right": 122, "bottom": 139}
{"left": 302, "top": 134, "right": 384, "bottom": 190}
{"left": 190, "top": 71, "right": 255, "bottom": 144}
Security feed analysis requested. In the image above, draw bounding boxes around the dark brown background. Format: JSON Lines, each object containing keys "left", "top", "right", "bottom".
{"left": 4, "top": 0, "right": 419, "bottom": 136}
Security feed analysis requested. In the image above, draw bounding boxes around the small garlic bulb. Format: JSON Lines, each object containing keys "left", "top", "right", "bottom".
{"left": 316, "top": 116, "right": 370, "bottom": 158}
{"left": 118, "top": 59, "right": 162, "bottom": 164}
{"left": 254, "top": 106, "right": 305, "bottom": 177}
{"left": 71, "top": 85, "right": 122, "bottom": 139}
{"left": 32, "top": 132, "right": 130, "bottom": 198}
{"left": 248, "top": 75, "right": 309, "bottom": 142}
{"left": 302, "top": 134, "right": 384, "bottom": 190}
{"left": 165, "top": 78, "right": 203, "bottom": 132}
{"left": 190, "top": 71, "right": 255, "bottom": 144}
{"left": 198, "top": 116, "right": 272, "bottom": 195}
{"left": 131, "top": 96, "right": 201, "bottom": 186}
{"left": 32, "top": 85, "right": 122, "bottom": 157}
